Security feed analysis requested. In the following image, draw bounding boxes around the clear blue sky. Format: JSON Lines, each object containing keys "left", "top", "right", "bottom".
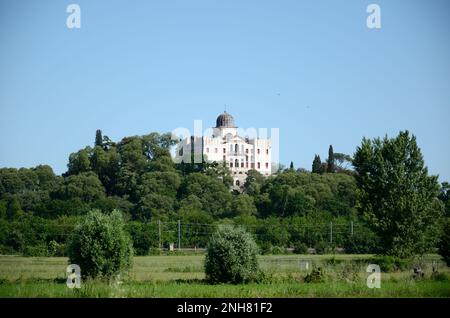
{"left": 1, "top": 0, "right": 449, "bottom": 181}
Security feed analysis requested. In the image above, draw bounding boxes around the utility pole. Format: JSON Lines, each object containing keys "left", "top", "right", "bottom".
{"left": 158, "top": 220, "right": 161, "bottom": 249}
{"left": 178, "top": 220, "right": 181, "bottom": 250}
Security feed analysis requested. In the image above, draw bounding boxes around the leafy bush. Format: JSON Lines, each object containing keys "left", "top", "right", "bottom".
{"left": 47, "top": 240, "right": 66, "bottom": 256}
{"left": 304, "top": 266, "right": 325, "bottom": 283}
{"left": 270, "top": 246, "right": 286, "bottom": 255}
{"left": 204, "top": 225, "right": 259, "bottom": 284}
{"left": 369, "top": 255, "right": 410, "bottom": 272}
{"left": 438, "top": 218, "right": 450, "bottom": 266}
{"left": 314, "top": 241, "right": 333, "bottom": 254}
{"left": 293, "top": 241, "right": 308, "bottom": 254}
{"left": 23, "top": 243, "right": 48, "bottom": 257}
{"left": 67, "top": 209, "right": 133, "bottom": 279}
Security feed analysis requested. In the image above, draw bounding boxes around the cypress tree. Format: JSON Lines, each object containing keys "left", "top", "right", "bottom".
{"left": 95, "top": 129, "right": 103, "bottom": 147}
{"left": 312, "top": 155, "right": 322, "bottom": 173}
{"left": 327, "top": 145, "right": 335, "bottom": 173}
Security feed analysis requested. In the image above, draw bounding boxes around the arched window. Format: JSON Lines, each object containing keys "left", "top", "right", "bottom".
{"left": 235, "top": 159, "right": 239, "bottom": 167}
{"left": 235, "top": 144, "right": 239, "bottom": 153}
{"left": 257, "top": 162, "right": 261, "bottom": 169}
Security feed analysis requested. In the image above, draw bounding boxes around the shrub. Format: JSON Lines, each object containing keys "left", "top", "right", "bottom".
{"left": 304, "top": 266, "right": 325, "bottom": 283}
{"left": 67, "top": 209, "right": 133, "bottom": 279}
{"left": 314, "top": 241, "right": 333, "bottom": 254}
{"left": 23, "top": 243, "right": 48, "bottom": 257}
{"left": 47, "top": 240, "right": 66, "bottom": 256}
{"left": 270, "top": 246, "right": 286, "bottom": 255}
{"left": 293, "top": 242, "right": 308, "bottom": 254}
{"left": 369, "top": 255, "right": 410, "bottom": 272}
{"left": 205, "top": 225, "right": 259, "bottom": 284}
{"left": 438, "top": 219, "right": 450, "bottom": 266}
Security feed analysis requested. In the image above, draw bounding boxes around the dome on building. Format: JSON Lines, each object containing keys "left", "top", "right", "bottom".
{"left": 215, "top": 111, "right": 236, "bottom": 128}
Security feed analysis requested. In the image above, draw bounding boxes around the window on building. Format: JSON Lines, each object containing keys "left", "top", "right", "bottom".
{"left": 246, "top": 162, "right": 248, "bottom": 168}
{"left": 257, "top": 162, "right": 261, "bottom": 169}
{"left": 241, "top": 161, "right": 244, "bottom": 168}
{"left": 246, "top": 149, "right": 249, "bottom": 154}
{"left": 265, "top": 162, "right": 269, "bottom": 169}
{"left": 230, "top": 162, "right": 233, "bottom": 168}
{"left": 257, "top": 149, "right": 260, "bottom": 154}
{"left": 251, "top": 163, "right": 255, "bottom": 169}
{"left": 215, "top": 148, "right": 218, "bottom": 153}
{"left": 245, "top": 155, "right": 248, "bottom": 162}
{"left": 266, "top": 149, "right": 269, "bottom": 154}
{"left": 236, "top": 180, "right": 240, "bottom": 186}
{"left": 223, "top": 148, "right": 226, "bottom": 153}
{"left": 223, "top": 155, "right": 226, "bottom": 162}
{"left": 235, "top": 159, "right": 239, "bottom": 167}
{"left": 235, "top": 144, "right": 239, "bottom": 153}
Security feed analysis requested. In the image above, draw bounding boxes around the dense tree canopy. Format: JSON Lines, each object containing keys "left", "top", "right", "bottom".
{"left": 353, "top": 131, "right": 443, "bottom": 257}
{"left": 0, "top": 129, "right": 446, "bottom": 258}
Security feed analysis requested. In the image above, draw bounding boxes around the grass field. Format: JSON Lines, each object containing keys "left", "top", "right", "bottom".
{"left": 0, "top": 254, "right": 449, "bottom": 297}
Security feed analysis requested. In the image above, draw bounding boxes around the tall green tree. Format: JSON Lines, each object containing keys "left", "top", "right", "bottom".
{"left": 353, "top": 131, "right": 442, "bottom": 257}
{"left": 312, "top": 155, "right": 322, "bottom": 174}
{"left": 95, "top": 129, "right": 103, "bottom": 147}
{"left": 327, "top": 145, "right": 335, "bottom": 173}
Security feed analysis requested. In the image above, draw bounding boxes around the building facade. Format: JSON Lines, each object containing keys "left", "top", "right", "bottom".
{"left": 175, "top": 112, "right": 272, "bottom": 188}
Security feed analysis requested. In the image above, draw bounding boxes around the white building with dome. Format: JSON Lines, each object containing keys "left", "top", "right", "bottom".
{"left": 174, "top": 112, "right": 272, "bottom": 189}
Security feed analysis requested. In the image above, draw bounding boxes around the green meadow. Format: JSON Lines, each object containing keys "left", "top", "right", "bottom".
{"left": 0, "top": 254, "right": 449, "bottom": 298}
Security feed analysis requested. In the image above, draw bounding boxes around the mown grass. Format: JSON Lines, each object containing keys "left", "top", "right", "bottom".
{"left": 0, "top": 254, "right": 449, "bottom": 297}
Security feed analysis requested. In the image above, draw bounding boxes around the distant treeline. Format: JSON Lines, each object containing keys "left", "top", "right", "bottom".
{"left": 0, "top": 130, "right": 448, "bottom": 257}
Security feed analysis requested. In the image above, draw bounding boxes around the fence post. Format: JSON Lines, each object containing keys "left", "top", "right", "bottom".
{"left": 158, "top": 220, "right": 161, "bottom": 249}
{"left": 330, "top": 221, "right": 333, "bottom": 244}
{"left": 178, "top": 220, "right": 181, "bottom": 250}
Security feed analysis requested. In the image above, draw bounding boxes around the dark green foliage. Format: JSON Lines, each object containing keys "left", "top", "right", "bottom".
{"left": 67, "top": 210, "right": 133, "bottom": 279}
{"left": 179, "top": 173, "right": 232, "bottom": 218}
{"left": 256, "top": 217, "right": 290, "bottom": 247}
{"left": 439, "top": 182, "right": 450, "bottom": 217}
{"left": 293, "top": 241, "right": 308, "bottom": 254}
{"left": 353, "top": 131, "right": 442, "bottom": 257}
{"left": 314, "top": 241, "right": 332, "bottom": 255}
{"left": 343, "top": 227, "right": 381, "bottom": 254}
{"left": 6, "top": 196, "right": 22, "bottom": 220}
{"left": 312, "top": 155, "right": 322, "bottom": 174}
{"left": 369, "top": 256, "right": 411, "bottom": 272}
{"left": 243, "top": 169, "right": 265, "bottom": 196}
{"left": 304, "top": 266, "right": 325, "bottom": 283}
{"left": 438, "top": 218, "right": 450, "bottom": 266}
{"left": 327, "top": 145, "right": 335, "bottom": 173}
{"left": 205, "top": 225, "right": 259, "bottom": 284}
{"left": 95, "top": 129, "right": 103, "bottom": 147}
{"left": 126, "top": 221, "right": 158, "bottom": 255}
